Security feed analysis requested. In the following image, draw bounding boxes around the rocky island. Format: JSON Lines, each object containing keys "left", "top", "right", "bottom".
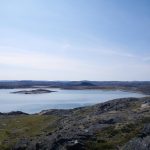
{"left": 0, "top": 96, "right": 149, "bottom": 150}
{"left": 11, "top": 89, "right": 56, "bottom": 94}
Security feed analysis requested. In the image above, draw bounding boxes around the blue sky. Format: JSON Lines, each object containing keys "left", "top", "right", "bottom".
{"left": 0, "top": 0, "right": 150, "bottom": 80}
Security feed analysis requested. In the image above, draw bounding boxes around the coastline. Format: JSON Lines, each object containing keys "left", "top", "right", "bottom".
{"left": 0, "top": 97, "right": 149, "bottom": 149}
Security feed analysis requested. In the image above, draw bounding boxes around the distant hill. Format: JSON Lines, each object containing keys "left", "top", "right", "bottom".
{"left": 79, "top": 81, "right": 95, "bottom": 86}
{"left": 0, "top": 80, "right": 150, "bottom": 94}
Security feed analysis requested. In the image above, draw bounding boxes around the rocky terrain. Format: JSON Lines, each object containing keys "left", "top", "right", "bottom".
{"left": 0, "top": 97, "right": 149, "bottom": 150}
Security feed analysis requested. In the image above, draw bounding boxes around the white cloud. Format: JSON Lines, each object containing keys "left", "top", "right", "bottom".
{"left": 0, "top": 28, "right": 150, "bottom": 80}
{"left": 143, "top": 57, "right": 150, "bottom": 61}
{"left": 0, "top": 46, "right": 93, "bottom": 73}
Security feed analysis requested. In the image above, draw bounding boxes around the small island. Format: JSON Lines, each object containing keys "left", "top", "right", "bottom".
{"left": 11, "top": 89, "right": 56, "bottom": 94}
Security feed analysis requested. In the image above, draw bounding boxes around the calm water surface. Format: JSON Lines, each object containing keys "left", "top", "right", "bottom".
{"left": 0, "top": 88, "right": 145, "bottom": 113}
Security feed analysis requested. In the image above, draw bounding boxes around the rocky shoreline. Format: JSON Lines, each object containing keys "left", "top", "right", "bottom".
{"left": 0, "top": 97, "right": 150, "bottom": 150}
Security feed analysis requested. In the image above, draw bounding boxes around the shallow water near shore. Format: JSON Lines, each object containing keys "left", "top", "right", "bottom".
{"left": 0, "top": 88, "right": 145, "bottom": 114}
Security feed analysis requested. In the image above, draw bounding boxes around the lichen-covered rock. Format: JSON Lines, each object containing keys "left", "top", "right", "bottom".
{"left": 122, "top": 136, "right": 150, "bottom": 150}
{"left": 122, "top": 124, "right": 150, "bottom": 150}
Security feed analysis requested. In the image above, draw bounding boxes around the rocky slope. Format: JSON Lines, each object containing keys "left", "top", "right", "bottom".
{"left": 0, "top": 97, "right": 150, "bottom": 150}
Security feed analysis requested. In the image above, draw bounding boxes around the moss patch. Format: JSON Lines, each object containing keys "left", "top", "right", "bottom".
{"left": 0, "top": 115, "right": 58, "bottom": 149}
{"left": 86, "top": 122, "right": 144, "bottom": 150}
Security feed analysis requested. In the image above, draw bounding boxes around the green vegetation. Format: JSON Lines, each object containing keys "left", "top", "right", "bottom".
{"left": 86, "top": 122, "right": 144, "bottom": 150}
{"left": 141, "top": 116, "right": 150, "bottom": 124}
{"left": 0, "top": 115, "right": 58, "bottom": 149}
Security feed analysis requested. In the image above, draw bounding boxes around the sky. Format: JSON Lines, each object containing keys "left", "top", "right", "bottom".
{"left": 0, "top": 0, "right": 150, "bottom": 81}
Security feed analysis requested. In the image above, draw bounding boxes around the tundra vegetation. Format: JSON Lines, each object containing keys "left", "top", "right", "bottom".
{"left": 0, "top": 97, "right": 149, "bottom": 150}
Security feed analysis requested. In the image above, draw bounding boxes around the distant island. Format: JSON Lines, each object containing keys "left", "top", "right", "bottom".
{"left": 11, "top": 89, "right": 56, "bottom": 94}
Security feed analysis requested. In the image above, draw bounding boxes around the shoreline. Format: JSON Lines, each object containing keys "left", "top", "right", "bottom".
{"left": 0, "top": 96, "right": 149, "bottom": 115}
{"left": 0, "top": 96, "right": 149, "bottom": 149}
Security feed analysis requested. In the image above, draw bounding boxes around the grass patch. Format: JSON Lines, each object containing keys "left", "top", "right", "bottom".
{"left": 0, "top": 115, "right": 58, "bottom": 149}
{"left": 141, "top": 117, "right": 150, "bottom": 124}
{"left": 86, "top": 122, "right": 144, "bottom": 150}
